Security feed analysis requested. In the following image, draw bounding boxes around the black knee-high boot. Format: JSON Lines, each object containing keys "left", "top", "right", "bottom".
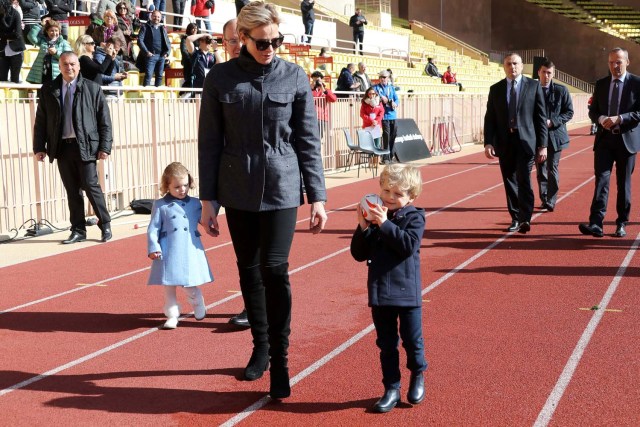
{"left": 262, "top": 262, "right": 292, "bottom": 398}
{"left": 239, "top": 264, "right": 269, "bottom": 380}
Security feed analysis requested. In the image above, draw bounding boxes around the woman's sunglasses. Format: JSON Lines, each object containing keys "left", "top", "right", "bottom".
{"left": 84, "top": 41, "right": 95, "bottom": 45}
{"left": 245, "top": 33, "right": 284, "bottom": 51}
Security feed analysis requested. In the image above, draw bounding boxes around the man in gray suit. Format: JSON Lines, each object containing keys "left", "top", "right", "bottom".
{"left": 579, "top": 47, "right": 640, "bottom": 238}
{"left": 536, "top": 59, "right": 574, "bottom": 212}
{"left": 484, "top": 53, "right": 548, "bottom": 234}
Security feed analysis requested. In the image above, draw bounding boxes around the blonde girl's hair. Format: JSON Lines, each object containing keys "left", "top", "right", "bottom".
{"left": 236, "top": 1, "right": 281, "bottom": 37}
{"left": 380, "top": 163, "right": 423, "bottom": 200}
{"left": 103, "top": 8, "right": 117, "bottom": 23}
{"left": 160, "top": 162, "right": 195, "bottom": 195}
{"left": 74, "top": 34, "right": 95, "bottom": 58}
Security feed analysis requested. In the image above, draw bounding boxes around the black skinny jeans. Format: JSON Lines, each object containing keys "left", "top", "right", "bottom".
{"left": 226, "top": 207, "right": 297, "bottom": 367}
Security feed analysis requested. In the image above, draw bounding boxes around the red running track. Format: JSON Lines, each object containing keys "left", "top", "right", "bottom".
{"left": 1, "top": 127, "right": 639, "bottom": 426}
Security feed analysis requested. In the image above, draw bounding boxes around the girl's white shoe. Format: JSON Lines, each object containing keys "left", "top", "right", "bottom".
{"left": 163, "top": 317, "right": 179, "bottom": 329}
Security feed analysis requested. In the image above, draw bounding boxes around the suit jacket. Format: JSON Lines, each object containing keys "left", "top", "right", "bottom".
{"left": 544, "top": 81, "right": 574, "bottom": 151}
{"left": 484, "top": 75, "right": 548, "bottom": 157}
{"left": 33, "top": 74, "right": 113, "bottom": 162}
{"left": 589, "top": 72, "right": 640, "bottom": 154}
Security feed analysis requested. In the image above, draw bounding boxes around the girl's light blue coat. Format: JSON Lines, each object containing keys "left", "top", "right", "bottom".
{"left": 147, "top": 195, "right": 213, "bottom": 287}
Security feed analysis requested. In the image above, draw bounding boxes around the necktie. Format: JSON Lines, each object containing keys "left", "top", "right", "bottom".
{"left": 62, "top": 83, "right": 73, "bottom": 137}
{"left": 508, "top": 80, "right": 517, "bottom": 128}
{"left": 609, "top": 79, "right": 620, "bottom": 116}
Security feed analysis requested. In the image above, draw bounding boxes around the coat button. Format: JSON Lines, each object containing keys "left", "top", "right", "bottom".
{"left": 173, "top": 228, "right": 177, "bottom": 231}
{"left": 184, "top": 215, "right": 187, "bottom": 218}
{"left": 181, "top": 203, "right": 186, "bottom": 206}
{"left": 172, "top": 215, "right": 176, "bottom": 219}
{"left": 184, "top": 227, "right": 187, "bottom": 231}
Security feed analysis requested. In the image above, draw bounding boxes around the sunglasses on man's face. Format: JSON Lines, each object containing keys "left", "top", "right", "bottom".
{"left": 245, "top": 33, "right": 284, "bottom": 51}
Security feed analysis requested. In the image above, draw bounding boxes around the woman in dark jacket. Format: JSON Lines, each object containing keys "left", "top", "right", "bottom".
{"left": 179, "top": 22, "right": 198, "bottom": 89}
{"left": 0, "top": 0, "right": 26, "bottom": 82}
{"left": 74, "top": 34, "right": 115, "bottom": 84}
{"left": 198, "top": 1, "right": 327, "bottom": 400}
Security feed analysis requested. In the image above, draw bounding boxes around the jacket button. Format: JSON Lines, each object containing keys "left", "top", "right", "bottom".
{"left": 181, "top": 203, "right": 186, "bottom": 206}
{"left": 172, "top": 215, "right": 176, "bottom": 219}
{"left": 173, "top": 228, "right": 177, "bottom": 231}
{"left": 184, "top": 215, "right": 187, "bottom": 218}
{"left": 184, "top": 227, "right": 187, "bottom": 231}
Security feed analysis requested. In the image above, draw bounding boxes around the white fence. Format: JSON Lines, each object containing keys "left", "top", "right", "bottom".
{"left": 0, "top": 86, "right": 591, "bottom": 237}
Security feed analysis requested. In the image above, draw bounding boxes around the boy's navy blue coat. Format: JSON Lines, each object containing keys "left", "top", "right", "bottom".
{"left": 350, "top": 205, "right": 425, "bottom": 307}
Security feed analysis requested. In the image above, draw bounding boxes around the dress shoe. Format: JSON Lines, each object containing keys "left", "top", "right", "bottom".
{"left": 407, "top": 372, "right": 425, "bottom": 405}
{"left": 614, "top": 224, "right": 627, "bottom": 238}
{"left": 101, "top": 225, "right": 112, "bottom": 242}
{"left": 244, "top": 349, "right": 269, "bottom": 381}
{"left": 229, "top": 308, "right": 250, "bottom": 327}
{"left": 506, "top": 220, "right": 520, "bottom": 232}
{"left": 579, "top": 223, "right": 604, "bottom": 238}
{"left": 269, "top": 367, "right": 291, "bottom": 400}
{"left": 163, "top": 317, "right": 179, "bottom": 329}
{"left": 373, "top": 388, "right": 401, "bottom": 413}
{"left": 518, "top": 222, "right": 531, "bottom": 234}
{"left": 545, "top": 203, "right": 555, "bottom": 212}
{"left": 62, "top": 231, "right": 86, "bottom": 244}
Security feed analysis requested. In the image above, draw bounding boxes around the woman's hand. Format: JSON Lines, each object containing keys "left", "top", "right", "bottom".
{"left": 148, "top": 252, "right": 161, "bottom": 260}
{"left": 201, "top": 200, "right": 220, "bottom": 237}
{"left": 309, "top": 201, "right": 327, "bottom": 234}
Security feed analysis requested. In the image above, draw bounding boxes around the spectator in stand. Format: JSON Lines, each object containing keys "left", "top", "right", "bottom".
{"left": 26, "top": 19, "right": 71, "bottom": 83}
{"left": 221, "top": 17, "right": 241, "bottom": 60}
{"left": 191, "top": 0, "right": 214, "bottom": 33}
{"left": 0, "top": 0, "right": 26, "bottom": 83}
{"left": 425, "top": 57, "right": 441, "bottom": 78}
{"left": 235, "top": 0, "right": 248, "bottom": 15}
{"left": 442, "top": 65, "right": 462, "bottom": 91}
{"left": 172, "top": 0, "right": 186, "bottom": 28}
{"left": 300, "top": 0, "right": 314, "bottom": 44}
{"left": 115, "top": 1, "right": 137, "bottom": 61}
{"left": 352, "top": 61, "right": 371, "bottom": 92}
{"left": 180, "top": 22, "right": 198, "bottom": 89}
{"left": 336, "top": 62, "right": 358, "bottom": 97}
{"left": 19, "top": 0, "right": 42, "bottom": 44}
{"left": 44, "top": 0, "right": 71, "bottom": 40}
{"left": 137, "top": 9, "right": 170, "bottom": 86}
{"left": 185, "top": 32, "right": 222, "bottom": 89}
{"left": 360, "top": 86, "right": 384, "bottom": 151}
{"left": 387, "top": 68, "right": 400, "bottom": 91}
{"left": 317, "top": 46, "right": 330, "bottom": 71}
{"left": 349, "top": 8, "right": 366, "bottom": 55}
{"left": 95, "top": 0, "right": 118, "bottom": 19}
{"left": 74, "top": 34, "right": 115, "bottom": 84}
{"left": 94, "top": 36, "right": 127, "bottom": 97}
{"left": 87, "top": 9, "right": 126, "bottom": 55}
{"left": 373, "top": 69, "right": 399, "bottom": 164}
{"left": 310, "top": 70, "right": 336, "bottom": 138}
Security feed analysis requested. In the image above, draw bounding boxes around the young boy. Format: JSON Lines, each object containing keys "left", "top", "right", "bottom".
{"left": 350, "top": 163, "right": 427, "bottom": 413}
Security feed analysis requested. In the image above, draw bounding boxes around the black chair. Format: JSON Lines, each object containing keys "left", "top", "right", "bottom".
{"left": 342, "top": 128, "right": 369, "bottom": 177}
{"left": 357, "top": 129, "right": 390, "bottom": 178}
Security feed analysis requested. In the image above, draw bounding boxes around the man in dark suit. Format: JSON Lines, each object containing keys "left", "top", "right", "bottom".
{"left": 33, "top": 51, "right": 113, "bottom": 244}
{"left": 484, "top": 53, "right": 548, "bottom": 233}
{"left": 579, "top": 47, "right": 640, "bottom": 238}
{"left": 536, "top": 59, "right": 574, "bottom": 212}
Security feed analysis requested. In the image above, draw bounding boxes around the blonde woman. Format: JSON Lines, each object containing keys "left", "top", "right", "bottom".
{"left": 199, "top": 1, "right": 327, "bottom": 400}
{"left": 74, "top": 34, "right": 115, "bottom": 84}
{"left": 87, "top": 9, "right": 126, "bottom": 53}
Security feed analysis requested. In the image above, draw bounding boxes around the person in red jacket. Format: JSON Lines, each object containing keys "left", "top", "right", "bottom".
{"left": 191, "top": 0, "right": 214, "bottom": 32}
{"left": 441, "top": 65, "right": 463, "bottom": 91}
{"left": 310, "top": 70, "right": 336, "bottom": 139}
{"left": 360, "top": 86, "right": 384, "bottom": 148}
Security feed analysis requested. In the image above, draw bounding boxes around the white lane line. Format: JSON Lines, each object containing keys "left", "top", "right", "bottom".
{"left": 534, "top": 233, "right": 640, "bottom": 427}
{"left": 220, "top": 174, "right": 597, "bottom": 426}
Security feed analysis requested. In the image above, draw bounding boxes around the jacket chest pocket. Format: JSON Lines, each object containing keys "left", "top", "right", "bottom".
{"left": 219, "top": 92, "right": 244, "bottom": 121}
{"left": 266, "top": 92, "right": 295, "bottom": 121}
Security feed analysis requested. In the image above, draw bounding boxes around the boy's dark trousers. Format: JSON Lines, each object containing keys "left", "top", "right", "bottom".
{"left": 371, "top": 305, "right": 427, "bottom": 389}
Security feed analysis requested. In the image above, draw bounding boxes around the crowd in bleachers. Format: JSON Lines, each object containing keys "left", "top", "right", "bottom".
{"left": 0, "top": 0, "right": 509, "bottom": 95}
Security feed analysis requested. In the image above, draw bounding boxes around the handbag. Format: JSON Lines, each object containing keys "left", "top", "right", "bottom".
{"left": 204, "top": 0, "right": 215, "bottom": 9}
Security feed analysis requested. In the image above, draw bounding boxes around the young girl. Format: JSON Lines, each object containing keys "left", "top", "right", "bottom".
{"left": 147, "top": 162, "right": 213, "bottom": 329}
{"left": 360, "top": 86, "right": 385, "bottom": 149}
{"left": 350, "top": 164, "right": 427, "bottom": 413}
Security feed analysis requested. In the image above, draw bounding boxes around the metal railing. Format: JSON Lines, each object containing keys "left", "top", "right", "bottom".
{"left": 489, "top": 49, "right": 546, "bottom": 65}
{"left": 0, "top": 84, "right": 591, "bottom": 237}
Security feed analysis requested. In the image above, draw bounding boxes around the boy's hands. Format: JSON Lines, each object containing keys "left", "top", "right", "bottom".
{"left": 367, "top": 202, "right": 388, "bottom": 226}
